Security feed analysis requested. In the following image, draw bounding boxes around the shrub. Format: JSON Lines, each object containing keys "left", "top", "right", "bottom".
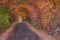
{"left": 0, "top": 6, "right": 10, "bottom": 33}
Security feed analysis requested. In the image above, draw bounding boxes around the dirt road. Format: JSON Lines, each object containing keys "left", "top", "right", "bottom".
{"left": 7, "top": 22, "right": 40, "bottom": 40}
{"left": 0, "top": 22, "right": 56, "bottom": 40}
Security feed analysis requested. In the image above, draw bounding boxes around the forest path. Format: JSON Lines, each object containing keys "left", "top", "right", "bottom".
{"left": 0, "top": 22, "right": 56, "bottom": 40}
{"left": 7, "top": 22, "right": 40, "bottom": 40}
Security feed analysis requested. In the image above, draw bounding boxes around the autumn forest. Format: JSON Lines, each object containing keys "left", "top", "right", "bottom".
{"left": 0, "top": 0, "right": 60, "bottom": 40}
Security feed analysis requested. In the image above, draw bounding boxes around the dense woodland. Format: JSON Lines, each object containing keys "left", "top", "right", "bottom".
{"left": 0, "top": 0, "right": 60, "bottom": 40}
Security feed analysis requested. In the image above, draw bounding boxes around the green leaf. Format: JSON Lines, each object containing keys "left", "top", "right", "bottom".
{"left": 0, "top": 6, "right": 10, "bottom": 29}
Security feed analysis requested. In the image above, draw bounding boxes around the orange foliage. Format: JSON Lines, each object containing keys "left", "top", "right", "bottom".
{"left": 36, "top": 1, "right": 45, "bottom": 9}
{"left": 1, "top": 0, "right": 59, "bottom": 32}
{"left": 40, "top": 13, "right": 50, "bottom": 29}
{"left": 2, "top": 0, "right": 8, "bottom": 3}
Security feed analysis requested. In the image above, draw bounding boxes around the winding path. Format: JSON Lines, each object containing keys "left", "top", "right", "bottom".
{"left": 0, "top": 22, "right": 56, "bottom": 40}
{"left": 7, "top": 22, "right": 40, "bottom": 40}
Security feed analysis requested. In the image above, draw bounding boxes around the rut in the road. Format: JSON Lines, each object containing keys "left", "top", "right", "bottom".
{"left": 7, "top": 22, "right": 40, "bottom": 40}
